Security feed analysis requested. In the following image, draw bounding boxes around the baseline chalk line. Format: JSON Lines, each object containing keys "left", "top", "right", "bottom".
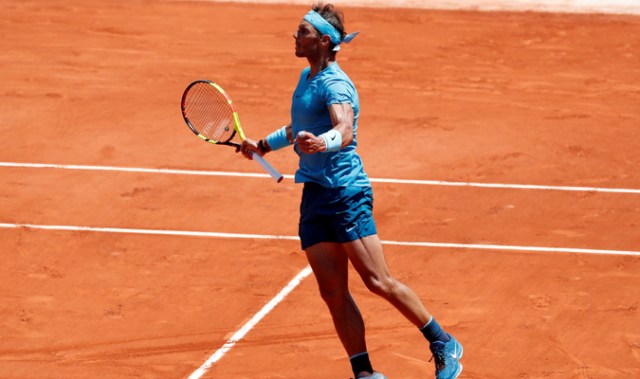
{"left": 1, "top": 222, "right": 639, "bottom": 257}
{"left": 2, "top": 161, "right": 640, "bottom": 194}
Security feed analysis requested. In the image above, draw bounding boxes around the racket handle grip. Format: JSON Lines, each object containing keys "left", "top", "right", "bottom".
{"left": 252, "top": 152, "right": 284, "bottom": 183}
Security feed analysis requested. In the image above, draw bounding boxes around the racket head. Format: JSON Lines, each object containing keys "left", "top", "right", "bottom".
{"left": 181, "top": 80, "right": 243, "bottom": 145}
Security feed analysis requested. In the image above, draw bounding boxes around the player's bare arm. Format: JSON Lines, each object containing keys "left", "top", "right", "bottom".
{"left": 296, "top": 103, "right": 353, "bottom": 154}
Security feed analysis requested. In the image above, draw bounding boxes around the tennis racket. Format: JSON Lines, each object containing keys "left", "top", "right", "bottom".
{"left": 181, "top": 80, "right": 283, "bottom": 183}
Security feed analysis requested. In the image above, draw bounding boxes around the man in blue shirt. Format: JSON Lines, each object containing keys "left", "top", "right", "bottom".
{"left": 290, "top": 62, "right": 369, "bottom": 188}
{"left": 239, "top": 3, "right": 463, "bottom": 379}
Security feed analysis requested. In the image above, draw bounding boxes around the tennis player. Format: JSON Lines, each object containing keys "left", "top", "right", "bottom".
{"left": 239, "top": 3, "right": 463, "bottom": 379}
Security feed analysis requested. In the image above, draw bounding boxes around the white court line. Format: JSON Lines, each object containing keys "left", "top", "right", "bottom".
{"left": 1, "top": 222, "right": 639, "bottom": 257}
{"left": 2, "top": 161, "right": 640, "bottom": 194}
{"left": 187, "top": 265, "right": 313, "bottom": 379}
{"left": 0, "top": 222, "right": 299, "bottom": 241}
{"left": 171, "top": 0, "right": 640, "bottom": 15}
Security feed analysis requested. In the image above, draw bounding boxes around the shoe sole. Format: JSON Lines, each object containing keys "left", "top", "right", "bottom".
{"left": 453, "top": 363, "right": 463, "bottom": 379}
{"left": 452, "top": 343, "right": 464, "bottom": 379}
{"left": 446, "top": 342, "right": 463, "bottom": 379}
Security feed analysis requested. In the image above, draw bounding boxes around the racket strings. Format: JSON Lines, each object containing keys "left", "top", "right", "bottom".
{"left": 183, "top": 83, "right": 236, "bottom": 142}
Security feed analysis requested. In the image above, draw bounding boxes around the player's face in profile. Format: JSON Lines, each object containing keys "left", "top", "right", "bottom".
{"left": 293, "top": 21, "right": 321, "bottom": 57}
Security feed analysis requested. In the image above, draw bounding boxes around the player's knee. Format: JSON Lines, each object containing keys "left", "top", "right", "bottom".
{"left": 363, "top": 275, "right": 397, "bottom": 298}
{"left": 318, "top": 286, "right": 348, "bottom": 308}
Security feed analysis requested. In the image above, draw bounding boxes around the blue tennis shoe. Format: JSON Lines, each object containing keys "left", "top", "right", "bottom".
{"left": 429, "top": 334, "right": 463, "bottom": 379}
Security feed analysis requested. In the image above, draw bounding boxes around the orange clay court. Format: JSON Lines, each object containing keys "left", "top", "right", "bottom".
{"left": 1, "top": 1, "right": 639, "bottom": 378}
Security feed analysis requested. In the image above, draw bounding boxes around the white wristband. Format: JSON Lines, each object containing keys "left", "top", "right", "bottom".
{"left": 320, "top": 129, "right": 342, "bottom": 153}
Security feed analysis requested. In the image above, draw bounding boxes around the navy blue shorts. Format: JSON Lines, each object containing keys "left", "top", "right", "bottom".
{"left": 299, "top": 182, "right": 377, "bottom": 250}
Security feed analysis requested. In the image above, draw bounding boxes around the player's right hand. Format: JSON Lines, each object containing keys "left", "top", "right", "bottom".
{"left": 239, "top": 139, "right": 259, "bottom": 160}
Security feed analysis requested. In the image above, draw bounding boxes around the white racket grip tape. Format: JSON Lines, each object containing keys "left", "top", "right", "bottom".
{"left": 252, "top": 152, "right": 283, "bottom": 183}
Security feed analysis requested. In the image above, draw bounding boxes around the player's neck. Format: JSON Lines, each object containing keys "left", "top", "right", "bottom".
{"left": 307, "top": 55, "right": 335, "bottom": 79}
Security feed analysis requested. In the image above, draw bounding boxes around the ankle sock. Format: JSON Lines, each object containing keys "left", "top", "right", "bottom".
{"left": 420, "top": 317, "right": 451, "bottom": 343}
{"left": 350, "top": 352, "right": 373, "bottom": 378}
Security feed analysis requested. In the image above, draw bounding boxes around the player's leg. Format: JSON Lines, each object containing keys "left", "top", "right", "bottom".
{"left": 305, "top": 241, "right": 377, "bottom": 378}
{"left": 342, "top": 234, "right": 431, "bottom": 327}
{"left": 343, "top": 235, "right": 463, "bottom": 379}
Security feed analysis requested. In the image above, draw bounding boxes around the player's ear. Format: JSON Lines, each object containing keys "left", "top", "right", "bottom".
{"left": 319, "top": 34, "right": 331, "bottom": 46}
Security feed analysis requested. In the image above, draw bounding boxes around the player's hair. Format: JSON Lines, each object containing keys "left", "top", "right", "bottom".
{"left": 311, "top": 3, "right": 346, "bottom": 53}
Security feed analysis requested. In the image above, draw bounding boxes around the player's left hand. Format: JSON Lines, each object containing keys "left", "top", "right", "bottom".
{"left": 295, "top": 131, "right": 326, "bottom": 154}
